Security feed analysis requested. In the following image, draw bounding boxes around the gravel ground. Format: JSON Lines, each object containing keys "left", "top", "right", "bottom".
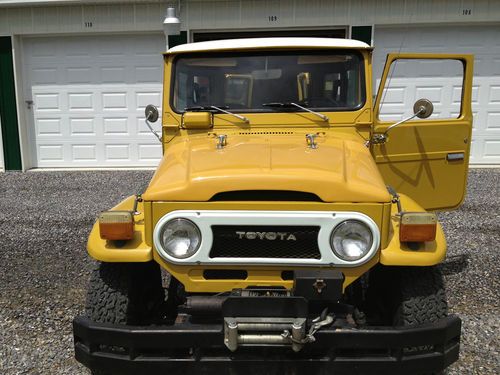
{"left": 0, "top": 169, "right": 498, "bottom": 374}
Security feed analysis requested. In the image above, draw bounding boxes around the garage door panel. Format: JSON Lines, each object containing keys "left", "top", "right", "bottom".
{"left": 100, "top": 66, "right": 127, "bottom": 83}
{"left": 136, "top": 116, "right": 161, "bottom": 136}
{"left": 70, "top": 118, "right": 96, "bottom": 136}
{"left": 374, "top": 25, "right": 500, "bottom": 164}
{"left": 135, "top": 66, "right": 163, "bottom": 82}
{"left": 138, "top": 144, "right": 163, "bottom": 161}
{"left": 24, "top": 34, "right": 164, "bottom": 167}
{"left": 486, "top": 112, "right": 500, "bottom": 131}
{"left": 32, "top": 68, "right": 58, "bottom": 85}
{"left": 38, "top": 144, "right": 65, "bottom": 162}
{"left": 102, "top": 117, "right": 129, "bottom": 135}
{"left": 36, "top": 118, "right": 62, "bottom": 136}
{"left": 72, "top": 144, "right": 97, "bottom": 162}
{"left": 484, "top": 140, "right": 500, "bottom": 159}
{"left": 102, "top": 92, "right": 128, "bottom": 110}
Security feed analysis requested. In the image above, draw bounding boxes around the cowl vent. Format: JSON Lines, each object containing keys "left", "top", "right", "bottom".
{"left": 238, "top": 131, "right": 294, "bottom": 135}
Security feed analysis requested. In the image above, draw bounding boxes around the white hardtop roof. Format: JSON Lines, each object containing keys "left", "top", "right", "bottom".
{"left": 166, "top": 37, "right": 371, "bottom": 54}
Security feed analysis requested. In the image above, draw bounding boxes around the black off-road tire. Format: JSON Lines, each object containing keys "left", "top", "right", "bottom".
{"left": 366, "top": 265, "right": 447, "bottom": 326}
{"left": 392, "top": 266, "right": 448, "bottom": 326}
{"left": 86, "top": 262, "right": 167, "bottom": 375}
{"left": 367, "top": 265, "right": 448, "bottom": 375}
{"left": 85, "top": 261, "right": 166, "bottom": 325}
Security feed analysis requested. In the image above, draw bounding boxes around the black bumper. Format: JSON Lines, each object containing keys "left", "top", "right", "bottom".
{"left": 73, "top": 315, "right": 461, "bottom": 374}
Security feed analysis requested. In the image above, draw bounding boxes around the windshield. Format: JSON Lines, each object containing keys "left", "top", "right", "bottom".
{"left": 171, "top": 50, "right": 366, "bottom": 113}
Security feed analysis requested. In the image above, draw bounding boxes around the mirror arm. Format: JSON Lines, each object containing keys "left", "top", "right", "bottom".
{"left": 145, "top": 118, "right": 162, "bottom": 143}
{"left": 384, "top": 107, "right": 424, "bottom": 136}
{"left": 370, "top": 107, "right": 425, "bottom": 145}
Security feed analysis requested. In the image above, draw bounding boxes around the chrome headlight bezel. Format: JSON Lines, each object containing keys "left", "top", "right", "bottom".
{"left": 156, "top": 218, "right": 202, "bottom": 259}
{"left": 329, "top": 219, "right": 374, "bottom": 262}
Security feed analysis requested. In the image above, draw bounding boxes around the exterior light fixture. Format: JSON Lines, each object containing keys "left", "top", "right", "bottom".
{"left": 163, "top": 7, "right": 181, "bottom": 51}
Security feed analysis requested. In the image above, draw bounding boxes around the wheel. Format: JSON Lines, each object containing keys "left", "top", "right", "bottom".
{"left": 366, "top": 265, "right": 448, "bottom": 375}
{"left": 85, "top": 261, "right": 166, "bottom": 325}
{"left": 392, "top": 266, "right": 448, "bottom": 327}
{"left": 365, "top": 265, "right": 447, "bottom": 326}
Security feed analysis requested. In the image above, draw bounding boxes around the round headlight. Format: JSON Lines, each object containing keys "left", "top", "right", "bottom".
{"left": 330, "top": 220, "right": 373, "bottom": 261}
{"left": 159, "top": 218, "right": 201, "bottom": 259}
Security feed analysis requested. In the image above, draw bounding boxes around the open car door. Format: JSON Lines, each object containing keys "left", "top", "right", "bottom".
{"left": 372, "top": 53, "right": 474, "bottom": 211}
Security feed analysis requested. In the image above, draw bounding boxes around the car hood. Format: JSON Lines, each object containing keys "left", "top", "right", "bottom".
{"left": 142, "top": 132, "right": 391, "bottom": 203}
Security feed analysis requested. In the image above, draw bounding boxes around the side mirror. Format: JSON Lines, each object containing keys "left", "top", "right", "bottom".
{"left": 370, "top": 98, "right": 434, "bottom": 145}
{"left": 144, "top": 104, "right": 161, "bottom": 142}
{"left": 413, "top": 98, "right": 434, "bottom": 119}
{"left": 145, "top": 104, "right": 159, "bottom": 123}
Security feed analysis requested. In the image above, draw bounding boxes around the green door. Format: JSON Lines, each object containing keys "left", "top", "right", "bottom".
{"left": 0, "top": 37, "right": 22, "bottom": 170}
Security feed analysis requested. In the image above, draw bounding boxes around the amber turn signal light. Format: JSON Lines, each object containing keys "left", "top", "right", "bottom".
{"left": 99, "top": 211, "right": 134, "bottom": 240}
{"left": 399, "top": 212, "right": 437, "bottom": 242}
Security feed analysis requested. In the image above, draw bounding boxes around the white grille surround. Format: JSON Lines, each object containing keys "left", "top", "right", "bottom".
{"left": 153, "top": 210, "right": 380, "bottom": 267}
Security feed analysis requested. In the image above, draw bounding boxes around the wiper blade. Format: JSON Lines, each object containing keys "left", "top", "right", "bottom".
{"left": 262, "top": 102, "right": 289, "bottom": 108}
{"left": 262, "top": 102, "right": 329, "bottom": 122}
{"left": 184, "top": 105, "right": 228, "bottom": 111}
{"left": 184, "top": 105, "right": 249, "bottom": 123}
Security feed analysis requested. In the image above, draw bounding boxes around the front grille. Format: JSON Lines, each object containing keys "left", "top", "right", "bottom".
{"left": 210, "top": 225, "right": 321, "bottom": 259}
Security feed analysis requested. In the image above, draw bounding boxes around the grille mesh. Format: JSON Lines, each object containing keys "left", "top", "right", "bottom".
{"left": 210, "top": 225, "right": 321, "bottom": 259}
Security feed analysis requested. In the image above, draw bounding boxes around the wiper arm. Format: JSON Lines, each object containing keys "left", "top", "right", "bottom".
{"left": 289, "top": 102, "right": 329, "bottom": 122}
{"left": 262, "top": 102, "right": 329, "bottom": 122}
{"left": 184, "top": 105, "right": 249, "bottom": 123}
{"left": 210, "top": 105, "right": 249, "bottom": 123}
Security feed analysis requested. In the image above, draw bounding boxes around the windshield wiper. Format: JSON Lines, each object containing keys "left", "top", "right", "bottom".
{"left": 184, "top": 105, "right": 217, "bottom": 111}
{"left": 184, "top": 105, "right": 249, "bottom": 123}
{"left": 262, "top": 102, "right": 329, "bottom": 122}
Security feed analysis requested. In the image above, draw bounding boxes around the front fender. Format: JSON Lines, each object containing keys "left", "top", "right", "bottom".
{"left": 87, "top": 196, "right": 152, "bottom": 262}
{"left": 380, "top": 194, "right": 447, "bottom": 266}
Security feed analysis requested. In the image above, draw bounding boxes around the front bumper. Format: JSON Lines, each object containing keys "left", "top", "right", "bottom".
{"left": 73, "top": 315, "right": 461, "bottom": 374}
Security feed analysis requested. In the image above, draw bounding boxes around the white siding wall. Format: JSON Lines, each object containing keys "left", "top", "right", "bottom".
{"left": 183, "top": 0, "right": 500, "bottom": 31}
{"left": 0, "top": 1, "right": 499, "bottom": 36}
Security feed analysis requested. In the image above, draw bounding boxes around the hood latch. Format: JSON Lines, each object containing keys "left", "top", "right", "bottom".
{"left": 306, "top": 132, "right": 325, "bottom": 149}
{"left": 216, "top": 134, "right": 227, "bottom": 149}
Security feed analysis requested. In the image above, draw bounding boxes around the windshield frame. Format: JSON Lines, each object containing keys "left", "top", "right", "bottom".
{"left": 169, "top": 49, "right": 367, "bottom": 115}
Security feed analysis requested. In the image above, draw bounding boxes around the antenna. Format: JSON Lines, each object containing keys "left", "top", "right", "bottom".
{"left": 378, "top": 6, "right": 415, "bottom": 111}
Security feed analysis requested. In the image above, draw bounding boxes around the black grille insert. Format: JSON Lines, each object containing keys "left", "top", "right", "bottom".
{"left": 210, "top": 225, "right": 321, "bottom": 259}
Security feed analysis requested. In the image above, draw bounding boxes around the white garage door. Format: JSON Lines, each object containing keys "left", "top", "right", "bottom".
{"left": 23, "top": 34, "right": 164, "bottom": 168}
{"left": 373, "top": 25, "right": 500, "bottom": 165}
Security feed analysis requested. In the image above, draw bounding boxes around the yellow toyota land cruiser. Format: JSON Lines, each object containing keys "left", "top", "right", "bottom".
{"left": 73, "top": 38, "right": 473, "bottom": 374}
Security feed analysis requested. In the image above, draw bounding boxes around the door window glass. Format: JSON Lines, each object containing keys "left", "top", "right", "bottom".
{"left": 377, "top": 59, "right": 464, "bottom": 121}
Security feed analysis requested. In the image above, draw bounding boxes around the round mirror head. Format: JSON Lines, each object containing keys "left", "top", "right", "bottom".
{"left": 413, "top": 99, "right": 434, "bottom": 119}
{"left": 145, "top": 104, "right": 159, "bottom": 123}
